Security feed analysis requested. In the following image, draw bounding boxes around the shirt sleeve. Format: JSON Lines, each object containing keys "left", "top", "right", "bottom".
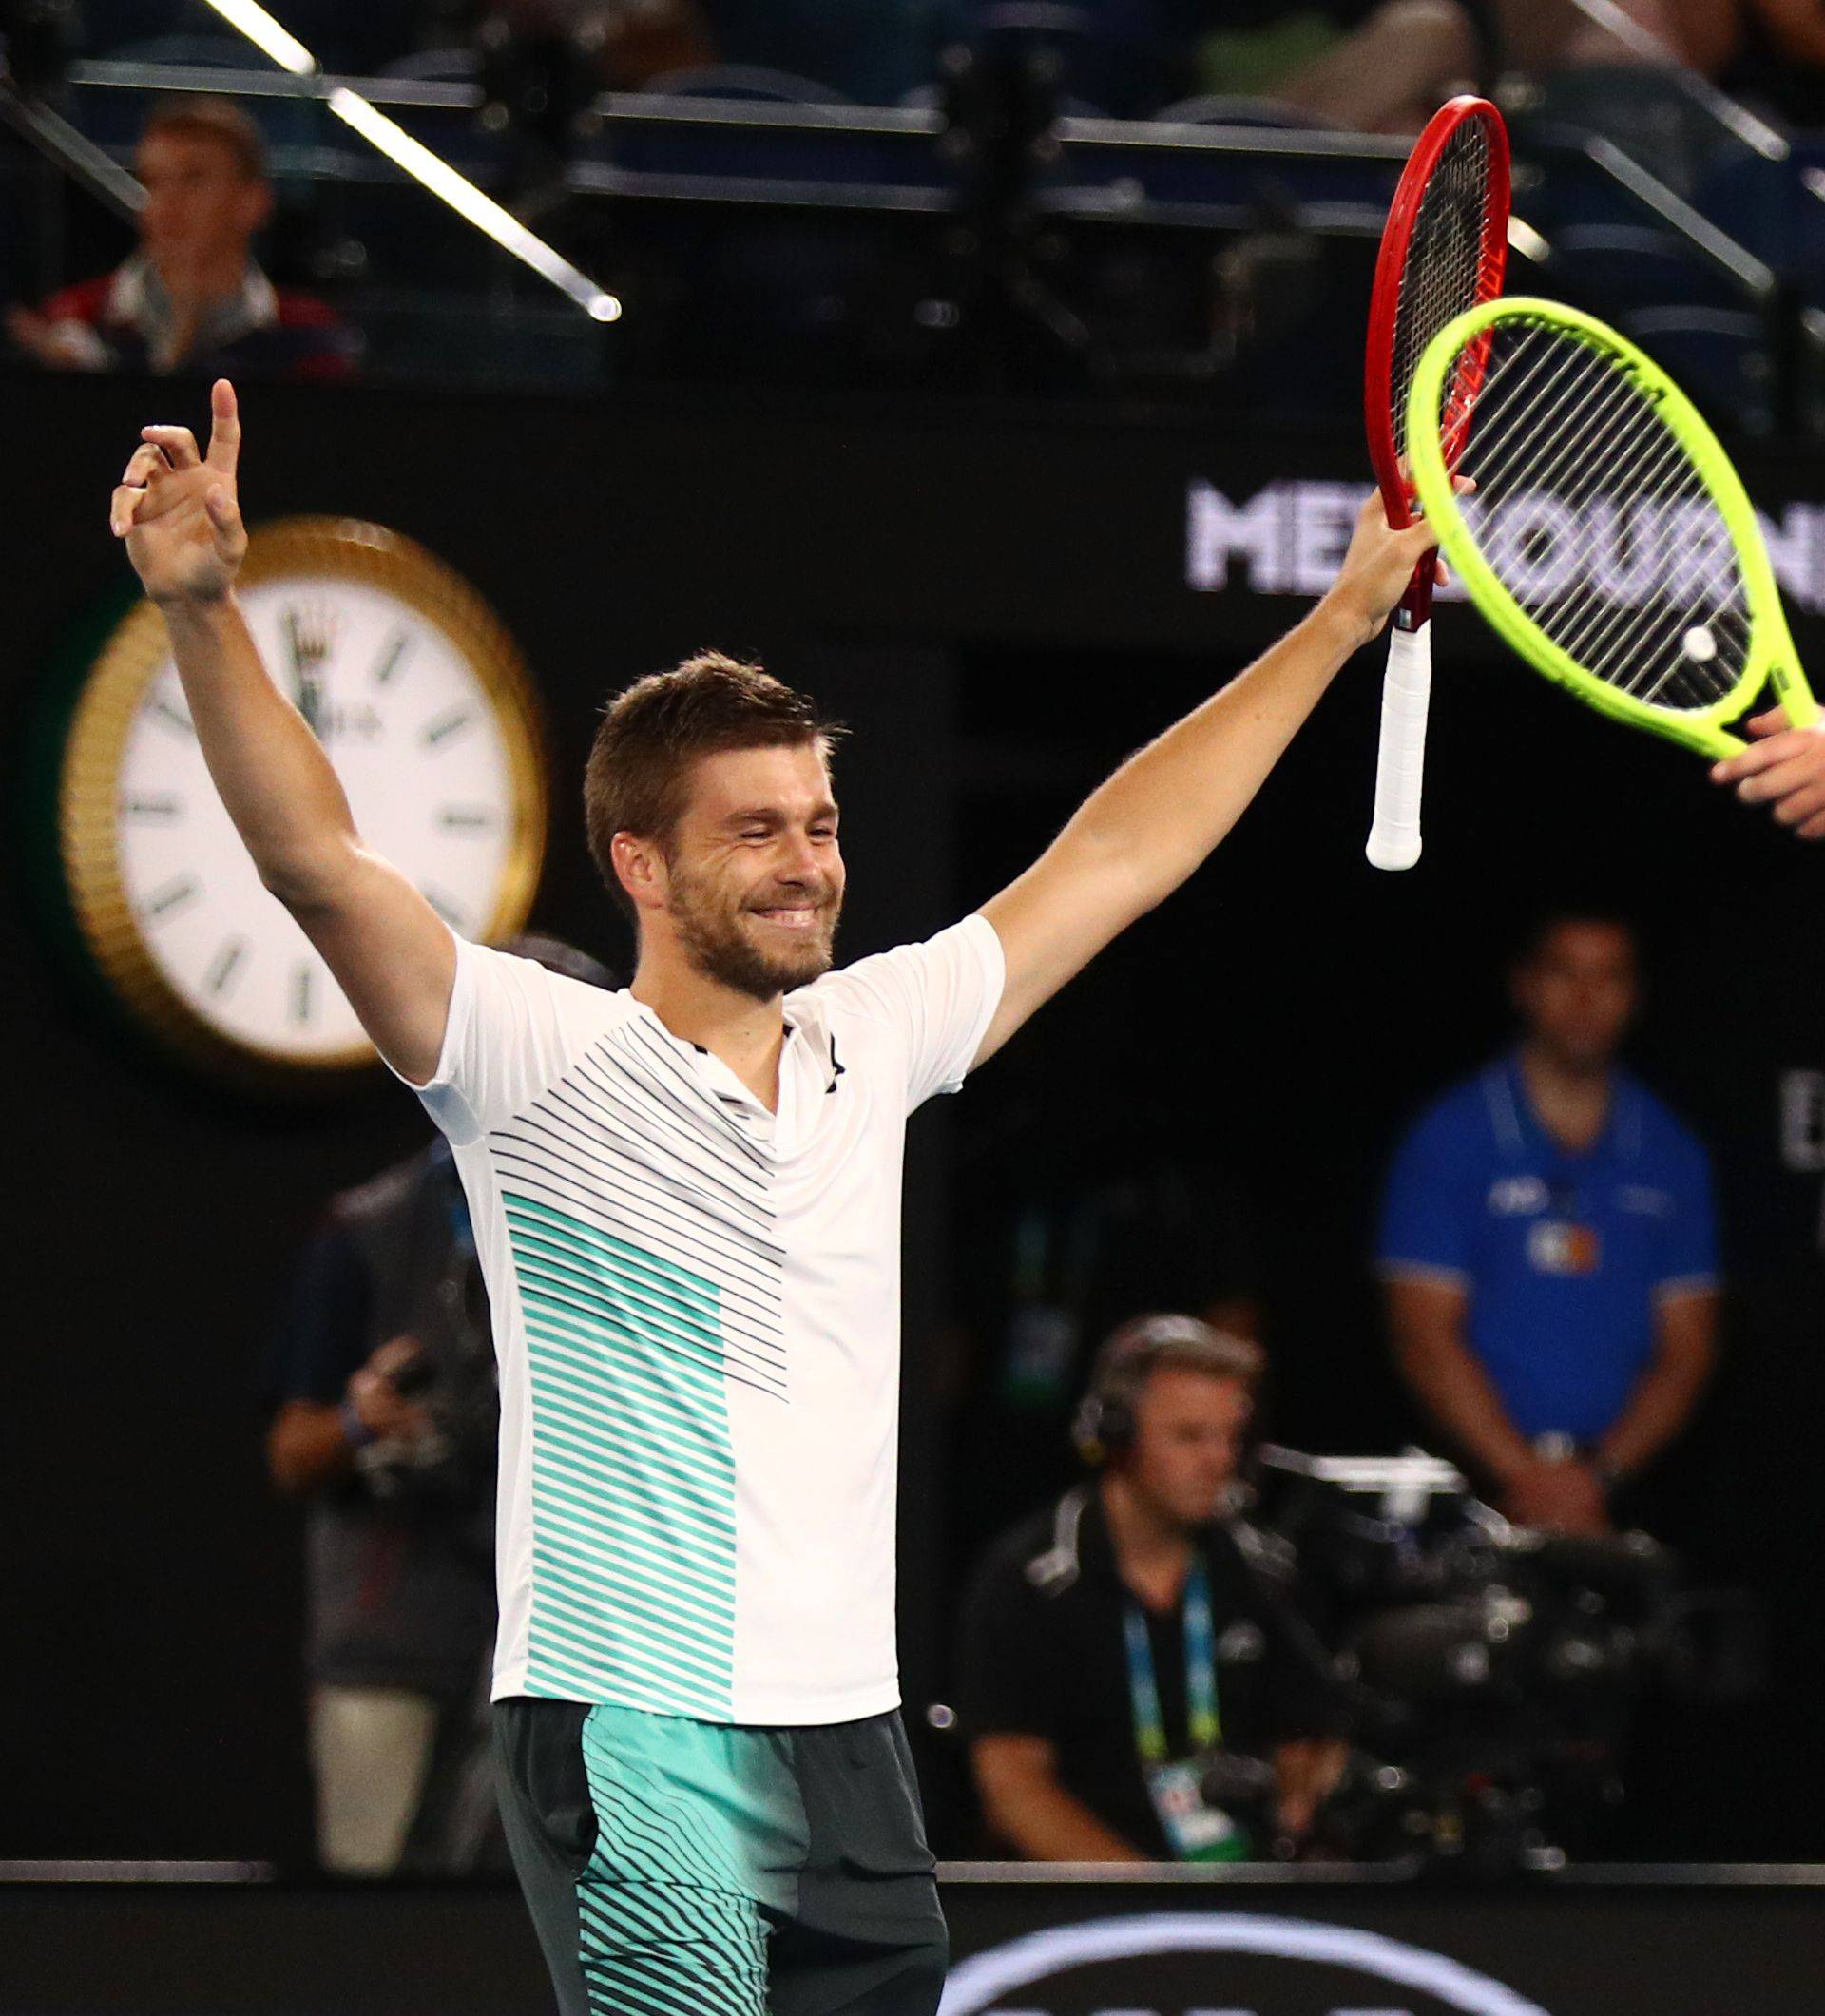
{"left": 1655, "top": 1130, "right": 1720, "bottom": 1298}
{"left": 386, "top": 931, "right": 573, "bottom": 1147}
{"left": 1376, "top": 1100, "right": 1477, "bottom": 1288}
{"left": 954, "top": 1544, "right": 1067, "bottom": 1744}
{"left": 263, "top": 1220, "right": 373, "bottom": 1411}
{"left": 816, "top": 913, "right": 1007, "bottom": 1113}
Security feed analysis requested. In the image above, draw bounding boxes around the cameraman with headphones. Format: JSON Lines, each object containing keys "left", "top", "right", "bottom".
{"left": 954, "top": 1315, "right": 1348, "bottom": 1862}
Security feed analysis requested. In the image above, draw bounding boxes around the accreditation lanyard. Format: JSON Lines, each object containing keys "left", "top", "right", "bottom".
{"left": 1123, "top": 1556, "right": 1220, "bottom": 1765}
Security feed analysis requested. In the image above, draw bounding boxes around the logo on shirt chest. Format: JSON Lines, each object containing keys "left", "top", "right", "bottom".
{"left": 1527, "top": 1220, "right": 1603, "bottom": 1277}
{"left": 1488, "top": 1176, "right": 1550, "bottom": 1216}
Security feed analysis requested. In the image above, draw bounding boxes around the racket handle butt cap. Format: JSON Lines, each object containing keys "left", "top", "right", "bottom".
{"left": 1366, "top": 831, "right": 1422, "bottom": 872}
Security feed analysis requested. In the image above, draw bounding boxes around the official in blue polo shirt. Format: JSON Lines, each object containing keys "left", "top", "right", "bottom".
{"left": 1378, "top": 911, "right": 1719, "bottom": 1535}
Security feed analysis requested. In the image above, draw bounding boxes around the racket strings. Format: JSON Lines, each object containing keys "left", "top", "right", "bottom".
{"left": 1511, "top": 433, "right": 1741, "bottom": 704}
{"left": 1542, "top": 395, "right": 1750, "bottom": 701}
{"left": 1462, "top": 318, "right": 1636, "bottom": 480}
{"left": 1391, "top": 118, "right": 1496, "bottom": 466}
{"left": 1459, "top": 340, "right": 1615, "bottom": 501}
{"left": 1442, "top": 318, "right": 1752, "bottom": 713}
{"left": 1557, "top": 428, "right": 1749, "bottom": 690}
{"left": 1481, "top": 372, "right": 1687, "bottom": 615}
{"left": 1474, "top": 357, "right": 1748, "bottom": 708}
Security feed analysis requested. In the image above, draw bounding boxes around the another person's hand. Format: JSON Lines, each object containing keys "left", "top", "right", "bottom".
{"left": 1502, "top": 1454, "right": 1610, "bottom": 1535}
{"left": 110, "top": 377, "right": 247, "bottom": 603}
{"left": 1711, "top": 704, "right": 1825, "bottom": 838}
{"left": 7, "top": 305, "right": 108, "bottom": 369}
{"left": 345, "top": 1334, "right": 436, "bottom": 1445}
{"left": 1273, "top": 1737, "right": 1350, "bottom": 1837}
{"left": 1322, "top": 482, "right": 1467, "bottom": 649}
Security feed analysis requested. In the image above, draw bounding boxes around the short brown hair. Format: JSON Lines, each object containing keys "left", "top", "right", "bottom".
{"left": 584, "top": 651, "right": 844, "bottom": 919}
{"left": 1091, "top": 1314, "right": 1264, "bottom": 1413}
{"left": 142, "top": 98, "right": 268, "bottom": 182}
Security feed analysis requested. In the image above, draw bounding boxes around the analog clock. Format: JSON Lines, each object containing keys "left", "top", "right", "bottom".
{"left": 56, "top": 517, "right": 548, "bottom": 1083}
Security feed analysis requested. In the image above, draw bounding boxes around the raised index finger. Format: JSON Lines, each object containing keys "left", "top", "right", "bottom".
{"left": 205, "top": 378, "right": 240, "bottom": 475}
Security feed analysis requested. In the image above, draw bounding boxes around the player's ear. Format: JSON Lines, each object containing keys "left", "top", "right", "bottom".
{"left": 612, "top": 831, "right": 667, "bottom": 913}
{"left": 241, "top": 178, "right": 275, "bottom": 236}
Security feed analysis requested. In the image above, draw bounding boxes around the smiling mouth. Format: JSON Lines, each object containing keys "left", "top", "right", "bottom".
{"left": 749, "top": 905, "right": 823, "bottom": 930}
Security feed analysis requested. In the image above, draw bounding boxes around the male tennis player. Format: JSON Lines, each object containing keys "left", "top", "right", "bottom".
{"left": 111, "top": 381, "right": 1440, "bottom": 2016}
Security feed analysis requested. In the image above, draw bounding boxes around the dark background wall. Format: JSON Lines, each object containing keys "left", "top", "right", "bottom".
{"left": 9, "top": 367, "right": 1825, "bottom": 1862}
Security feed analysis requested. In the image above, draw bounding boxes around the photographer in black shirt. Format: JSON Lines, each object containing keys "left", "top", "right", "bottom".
{"left": 955, "top": 1315, "right": 1347, "bottom": 1861}
{"left": 264, "top": 934, "right": 612, "bottom": 1873}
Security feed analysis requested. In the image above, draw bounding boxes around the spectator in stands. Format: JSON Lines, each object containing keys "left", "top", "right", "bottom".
{"left": 1378, "top": 910, "right": 1719, "bottom": 1536}
{"left": 955, "top": 1316, "right": 1348, "bottom": 1862}
{"left": 6, "top": 98, "right": 358, "bottom": 380}
{"left": 266, "top": 932, "right": 611, "bottom": 1874}
{"left": 1491, "top": 0, "right": 1683, "bottom": 74}
{"left": 1663, "top": 0, "right": 1825, "bottom": 123}
{"left": 492, "top": 0, "right": 717, "bottom": 92}
{"left": 1179, "top": 0, "right": 1483, "bottom": 133}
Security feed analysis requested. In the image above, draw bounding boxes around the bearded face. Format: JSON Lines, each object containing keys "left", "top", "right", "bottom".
{"left": 665, "top": 848, "right": 843, "bottom": 1000}
{"left": 652, "top": 743, "right": 846, "bottom": 1001}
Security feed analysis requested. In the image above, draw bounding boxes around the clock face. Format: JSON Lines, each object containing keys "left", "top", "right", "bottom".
{"left": 61, "top": 520, "right": 548, "bottom": 1079}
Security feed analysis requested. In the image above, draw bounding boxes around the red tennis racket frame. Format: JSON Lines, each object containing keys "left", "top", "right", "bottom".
{"left": 1364, "top": 95, "right": 1510, "bottom": 629}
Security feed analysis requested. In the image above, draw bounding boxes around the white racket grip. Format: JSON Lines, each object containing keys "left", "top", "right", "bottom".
{"left": 1365, "top": 622, "right": 1433, "bottom": 872}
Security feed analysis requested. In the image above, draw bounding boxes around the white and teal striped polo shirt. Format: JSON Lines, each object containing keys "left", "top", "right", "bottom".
{"left": 405, "top": 914, "right": 1004, "bottom": 1726}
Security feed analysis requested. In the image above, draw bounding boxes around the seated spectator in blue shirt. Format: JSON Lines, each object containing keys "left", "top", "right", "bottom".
{"left": 702, "top": 0, "right": 945, "bottom": 105}
{"left": 1377, "top": 910, "right": 1719, "bottom": 1535}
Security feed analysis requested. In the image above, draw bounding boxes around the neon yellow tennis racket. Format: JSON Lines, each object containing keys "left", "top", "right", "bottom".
{"left": 1406, "top": 296, "right": 1817, "bottom": 758}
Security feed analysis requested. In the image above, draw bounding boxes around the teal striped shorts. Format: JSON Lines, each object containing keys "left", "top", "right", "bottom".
{"left": 493, "top": 1699, "right": 947, "bottom": 2016}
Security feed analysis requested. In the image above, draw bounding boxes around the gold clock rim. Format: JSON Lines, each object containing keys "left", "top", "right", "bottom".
{"left": 60, "top": 516, "right": 549, "bottom": 1085}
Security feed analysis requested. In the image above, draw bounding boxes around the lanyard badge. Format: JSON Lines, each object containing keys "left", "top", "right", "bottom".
{"left": 1124, "top": 1558, "right": 1248, "bottom": 1862}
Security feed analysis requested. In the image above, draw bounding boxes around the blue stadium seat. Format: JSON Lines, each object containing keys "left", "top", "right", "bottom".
{"left": 1709, "top": 139, "right": 1825, "bottom": 312}
{"left": 898, "top": 81, "right": 1106, "bottom": 115}
{"left": 1150, "top": 93, "right": 1328, "bottom": 132}
{"left": 701, "top": 0, "right": 949, "bottom": 106}
{"left": 375, "top": 48, "right": 483, "bottom": 84}
{"left": 1527, "top": 62, "right": 1738, "bottom": 201}
{"left": 598, "top": 69, "right": 939, "bottom": 192}
{"left": 642, "top": 64, "right": 854, "bottom": 106}
{"left": 1693, "top": 150, "right": 1798, "bottom": 276}
{"left": 1615, "top": 304, "right": 1773, "bottom": 431}
{"left": 1546, "top": 221, "right": 1743, "bottom": 318}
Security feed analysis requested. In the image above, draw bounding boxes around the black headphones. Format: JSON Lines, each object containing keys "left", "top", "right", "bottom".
{"left": 1070, "top": 1313, "right": 1265, "bottom": 1468}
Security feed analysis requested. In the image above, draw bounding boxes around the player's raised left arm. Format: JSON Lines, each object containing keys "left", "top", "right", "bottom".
{"left": 972, "top": 493, "right": 1439, "bottom": 1065}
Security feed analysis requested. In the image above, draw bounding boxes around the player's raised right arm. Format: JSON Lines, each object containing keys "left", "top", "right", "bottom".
{"left": 111, "top": 379, "right": 454, "bottom": 1084}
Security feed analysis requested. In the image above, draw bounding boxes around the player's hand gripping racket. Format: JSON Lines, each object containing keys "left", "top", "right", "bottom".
{"left": 1406, "top": 297, "right": 1818, "bottom": 758}
{"left": 1363, "top": 95, "right": 1510, "bottom": 870}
